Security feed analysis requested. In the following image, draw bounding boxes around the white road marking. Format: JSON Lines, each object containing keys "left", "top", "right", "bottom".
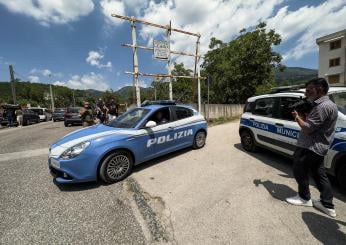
{"left": 0, "top": 148, "right": 48, "bottom": 162}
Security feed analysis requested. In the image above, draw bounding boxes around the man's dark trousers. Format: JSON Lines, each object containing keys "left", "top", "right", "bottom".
{"left": 293, "top": 147, "right": 334, "bottom": 208}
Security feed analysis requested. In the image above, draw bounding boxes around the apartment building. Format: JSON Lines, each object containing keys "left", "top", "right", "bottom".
{"left": 316, "top": 29, "right": 346, "bottom": 85}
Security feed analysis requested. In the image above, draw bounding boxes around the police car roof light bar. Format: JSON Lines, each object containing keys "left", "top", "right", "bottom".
{"left": 270, "top": 84, "right": 306, "bottom": 94}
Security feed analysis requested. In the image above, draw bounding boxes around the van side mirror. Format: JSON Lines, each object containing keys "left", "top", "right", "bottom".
{"left": 145, "top": 120, "right": 157, "bottom": 128}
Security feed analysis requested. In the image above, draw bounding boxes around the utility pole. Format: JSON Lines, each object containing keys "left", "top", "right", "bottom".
{"left": 131, "top": 18, "right": 141, "bottom": 106}
{"left": 49, "top": 84, "right": 55, "bottom": 111}
{"left": 72, "top": 90, "right": 76, "bottom": 107}
{"left": 167, "top": 20, "right": 172, "bottom": 100}
{"left": 207, "top": 76, "right": 210, "bottom": 120}
{"left": 193, "top": 36, "right": 201, "bottom": 111}
{"left": 9, "top": 65, "right": 16, "bottom": 104}
{"left": 198, "top": 67, "right": 201, "bottom": 113}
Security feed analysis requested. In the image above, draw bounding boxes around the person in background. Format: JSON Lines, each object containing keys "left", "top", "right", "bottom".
{"left": 80, "top": 101, "right": 94, "bottom": 127}
{"left": 102, "top": 103, "right": 109, "bottom": 123}
{"left": 15, "top": 108, "right": 23, "bottom": 127}
{"left": 96, "top": 98, "right": 106, "bottom": 123}
{"left": 7, "top": 109, "right": 14, "bottom": 127}
{"left": 108, "top": 99, "right": 118, "bottom": 121}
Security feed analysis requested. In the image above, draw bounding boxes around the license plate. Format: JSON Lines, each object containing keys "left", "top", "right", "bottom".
{"left": 50, "top": 158, "right": 60, "bottom": 169}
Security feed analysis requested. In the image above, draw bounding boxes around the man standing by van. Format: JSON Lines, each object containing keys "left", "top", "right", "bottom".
{"left": 286, "top": 78, "right": 338, "bottom": 218}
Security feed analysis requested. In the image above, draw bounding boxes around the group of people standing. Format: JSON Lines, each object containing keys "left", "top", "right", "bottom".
{"left": 0, "top": 108, "right": 23, "bottom": 128}
{"left": 80, "top": 98, "right": 119, "bottom": 127}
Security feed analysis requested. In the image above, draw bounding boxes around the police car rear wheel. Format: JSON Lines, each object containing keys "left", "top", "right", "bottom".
{"left": 337, "top": 163, "right": 346, "bottom": 190}
{"left": 100, "top": 151, "right": 133, "bottom": 183}
{"left": 193, "top": 131, "right": 206, "bottom": 149}
{"left": 240, "top": 130, "right": 257, "bottom": 152}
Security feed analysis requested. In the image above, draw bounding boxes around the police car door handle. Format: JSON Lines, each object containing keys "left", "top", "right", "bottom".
{"left": 250, "top": 118, "right": 255, "bottom": 121}
{"left": 275, "top": 123, "right": 284, "bottom": 127}
{"left": 168, "top": 126, "right": 175, "bottom": 131}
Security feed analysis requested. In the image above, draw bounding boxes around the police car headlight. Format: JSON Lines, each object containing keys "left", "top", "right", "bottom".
{"left": 60, "top": 141, "right": 90, "bottom": 160}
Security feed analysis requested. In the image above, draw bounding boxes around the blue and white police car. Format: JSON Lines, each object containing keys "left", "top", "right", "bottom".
{"left": 49, "top": 102, "right": 207, "bottom": 184}
{"left": 239, "top": 86, "right": 346, "bottom": 189}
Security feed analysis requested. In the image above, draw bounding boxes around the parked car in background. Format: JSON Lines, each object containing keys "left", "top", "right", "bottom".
{"left": 52, "top": 108, "right": 66, "bottom": 122}
{"left": 64, "top": 107, "right": 82, "bottom": 127}
{"left": 0, "top": 104, "right": 20, "bottom": 127}
{"left": 29, "top": 107, "right": 52, "bottom": 122}
{"left": 22, "top": 109, "right": 40, "bottom": 126}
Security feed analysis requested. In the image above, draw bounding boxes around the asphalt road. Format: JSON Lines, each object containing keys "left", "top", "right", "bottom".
{"left": 0, "top": 122, "right": 146, "bottom": 244}
{"left": 133, "top": 121, "right": 346, "bottom": 244}
{"left": 1, "top": 121, "right": 345, "bottom": 244}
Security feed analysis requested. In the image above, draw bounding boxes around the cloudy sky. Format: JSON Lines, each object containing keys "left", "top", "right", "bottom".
{"left": 0, "top": 0, "right": 345, "bottom": 91}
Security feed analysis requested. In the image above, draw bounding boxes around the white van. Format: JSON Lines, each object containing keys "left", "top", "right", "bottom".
{"left": 239, "top": 86, "right": 346, "bottom": 189}
{"left": 29, "top": 107, "right": 52, "bottom": 122}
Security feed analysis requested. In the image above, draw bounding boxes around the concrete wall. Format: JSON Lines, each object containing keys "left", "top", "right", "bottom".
{"left": 189, "top": 104, "right": 244, "bottom": 119}
{"left": 318, "top": 35, "right": 346, "bottom": 85}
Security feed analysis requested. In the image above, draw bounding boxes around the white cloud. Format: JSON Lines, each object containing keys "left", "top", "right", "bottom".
{"left": 28, "top": 75, "right": 41, "bottom": 83}
{"left": 30, "top": 68, "right": 63, "bottom": 78}
{"left": 0, "top": 0, "right": 94, "bottom": 26}
{"left": 267, "top": 0, "right": 346, "bottom": 60}
{"left": 100, "top": 0, "right": 149, "bottom": 25}
{"left": 53, "top": 72, "right": 110, "bottom": 91}
{"left": 53, "top": 81, "right": 66, "bottom": 86}
{"left": 135, "top": 0, "right": 284, "bottom": 69}
{"left": 100, "top": 0, "right": 125, "bottom": 26}
{"left": 114, "top": 0, "right": 345, "bottom": 67}
{"left": 86, "top": 50, "right": 112, "bottom": 69}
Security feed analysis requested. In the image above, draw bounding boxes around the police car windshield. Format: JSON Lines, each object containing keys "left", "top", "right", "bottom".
{"left": 107, "top": 108, "right": 150, "bottom": 128}
{"left": 331, "top": 92, "right": 346, "bottom": 115}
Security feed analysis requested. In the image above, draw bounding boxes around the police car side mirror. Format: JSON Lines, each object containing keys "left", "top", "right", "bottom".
{"left": 145, "top": 120, "right": 157, "bottom": 128}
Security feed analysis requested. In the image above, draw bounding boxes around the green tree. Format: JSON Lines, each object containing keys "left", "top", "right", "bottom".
{"left": 151, "top": 63, "right": 195, "bottom": 103}
{"left": 202, "top": 22, "right": 283, "bottom": 104}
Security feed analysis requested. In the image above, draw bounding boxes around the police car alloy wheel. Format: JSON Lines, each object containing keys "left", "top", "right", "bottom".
{"left": 193, "top": 131, "right": 206, "bottom": 149}
{"left": 99, "top": 150, "right": 133, "bottom": 183}
{"left": 240, "top": 130, "right": 257, "bottom": 152}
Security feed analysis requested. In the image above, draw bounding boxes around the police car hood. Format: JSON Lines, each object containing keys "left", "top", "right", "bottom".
{"left": 51, "top": 124, "right": 135, "bottom": 150}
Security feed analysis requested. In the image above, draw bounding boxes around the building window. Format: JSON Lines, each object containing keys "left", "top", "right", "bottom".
{"left": 328, "top": 74, "right": 340, "bottom": 84}
{"left": 330, "top": 39, "right": 341, "bottom": 50}
{"left": 329, "top": 58, "right": 340, "bottom": 67}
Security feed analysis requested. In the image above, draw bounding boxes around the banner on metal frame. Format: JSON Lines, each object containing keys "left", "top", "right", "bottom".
{"left": 153, "top": 40, "right": 169, "bottom": 60}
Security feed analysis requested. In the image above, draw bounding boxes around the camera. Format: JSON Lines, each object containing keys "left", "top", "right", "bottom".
{"left": 288, "top": 98, "right": 314, "bottom": 115}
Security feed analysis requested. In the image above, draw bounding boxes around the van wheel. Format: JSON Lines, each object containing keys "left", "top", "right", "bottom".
{"left": 64, "top": 122, "right": 68, "bottom": 127}
{"left": 99, "top": 150, "right": 133, "bottom": 183}
{"left": 193, "top": 131, "right": 206, "bottom": 149}
{"left": 337, "top": 163, "right": 346, "bottom": 190}
{"left": 240, "top": 130, "right": 257, "bottom": 152}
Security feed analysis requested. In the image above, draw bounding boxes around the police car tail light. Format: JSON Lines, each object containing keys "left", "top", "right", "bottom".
{"left": 60, "top": 141, "right": 90, "bottom": 160}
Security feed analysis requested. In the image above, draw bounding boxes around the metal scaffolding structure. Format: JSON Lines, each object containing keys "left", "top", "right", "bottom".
{"left": 111, "top": 14, "right": 205, "bottom": 110}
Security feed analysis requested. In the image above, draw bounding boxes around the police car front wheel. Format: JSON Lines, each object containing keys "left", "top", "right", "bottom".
{"left": 193, "top": 131, "right": 206, "bottom": 149}
{"left": 240, "top": 130, "right": 257, "bottom": 152}
{"left": 99, "top": 150, "right": 133, "bottom": 183}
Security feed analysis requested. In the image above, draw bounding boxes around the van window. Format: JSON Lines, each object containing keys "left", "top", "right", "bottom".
{"left": 279, "top": 97, "right": 301, "bottom": 121}
{"left": 244, "top": 102, "right": 254, "bottom": 113}
{"left": 253, "top": 98, "right": 279, "bottom": 118}
{"left": 330, "top": 92, "right": 346, "bottom": 115}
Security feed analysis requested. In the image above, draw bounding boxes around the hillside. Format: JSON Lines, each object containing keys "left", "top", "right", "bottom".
{"left": 0, "top": 81, "right": 112, "bottom": 107}
{"left": 0, "top": 66, "right": 318, "bottom": 106}
{"left": 117, "top": 86, "right": 153, "bottom": 100}
{"left": 275, "top": 67, "right": 318, "bottom": 85}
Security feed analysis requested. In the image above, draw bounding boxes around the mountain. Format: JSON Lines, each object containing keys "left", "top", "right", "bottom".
{"left": 116, "top": 86, "right": 154, "bottom": 101}
{"left": 274, "top": 67, "right": 318, "bottom": 85}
